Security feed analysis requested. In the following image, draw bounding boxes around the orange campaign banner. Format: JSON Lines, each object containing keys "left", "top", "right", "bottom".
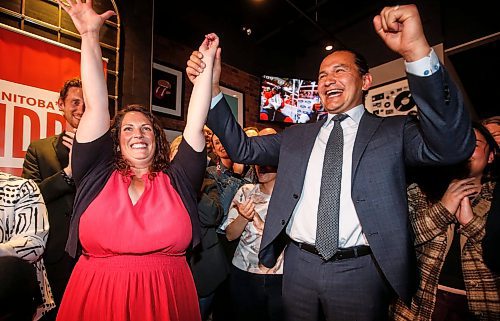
{"left": 0, "top": 25, "right": 106, "bottom": 176}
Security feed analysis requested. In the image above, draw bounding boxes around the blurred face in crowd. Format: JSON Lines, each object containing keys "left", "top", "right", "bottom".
{"left": 203, "top": 126, "right": 213, "bottom": 152}
{"left": 484, "top": 122, "right": 500, "bottom": 146}
{"left": 318, "top": 50, "right": 371, "bottom": 114}
{"left": 59, "top": 86, "right": 85, "bottom": 130}
{"left": 256, "top": 165, "right": 277, "bottom": 184}
{"left": 119, "top": 111, "right": 156, "bottom": 169}
{"left": 212, "top": 134, "right": 229, "bottom": 159}
{"left": 468, "top": 129, "right": 494, "bottom": 178}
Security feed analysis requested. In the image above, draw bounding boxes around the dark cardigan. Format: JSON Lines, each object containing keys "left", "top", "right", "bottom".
{"left": 65, "top": 130, "right": 205, "bottom": 257}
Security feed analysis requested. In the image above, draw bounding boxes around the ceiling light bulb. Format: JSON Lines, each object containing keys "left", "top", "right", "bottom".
{"left": 242, "top": 26, "right": 252, "bottom": 36}
{"left": 325, "top": 45, "right": 333, "bottom": 51}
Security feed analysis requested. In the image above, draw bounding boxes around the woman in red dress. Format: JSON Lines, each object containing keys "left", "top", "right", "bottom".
{"left": 55, "top": 1, "right": 219, "bottom": 320}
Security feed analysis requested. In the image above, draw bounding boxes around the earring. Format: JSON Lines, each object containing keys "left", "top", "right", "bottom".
{"left": 117, "top": 146, "right": 120, "bottom": 152}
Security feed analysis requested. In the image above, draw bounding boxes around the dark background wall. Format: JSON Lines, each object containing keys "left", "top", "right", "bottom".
{"left": 1, "top": 0, "right": 498, "bottom": 133}
{"left": 119, "top": 0, "right": 154, "bottom": 108}
{"left": 152, "top": 35, "right": 278, "bottom": 132}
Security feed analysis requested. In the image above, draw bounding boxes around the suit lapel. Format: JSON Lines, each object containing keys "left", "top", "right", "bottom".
{"left": 352, "top": 112, "right": 383, "bottom": 180}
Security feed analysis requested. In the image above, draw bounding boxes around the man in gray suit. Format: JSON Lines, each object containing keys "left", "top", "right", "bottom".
{"left": 22, "top": 78, "right": 83, "bottom": 320}
{"left": 187, "top": 4, "right": 474, "bottom": 320}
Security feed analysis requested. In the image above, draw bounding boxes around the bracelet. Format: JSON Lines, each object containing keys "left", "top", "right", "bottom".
{"left": 60, "top": 170, "right": 75, "bottom": 186}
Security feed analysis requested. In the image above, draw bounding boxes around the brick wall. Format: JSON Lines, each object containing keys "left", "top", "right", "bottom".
{"left": 153, "top": 35, "right": 286, "bottom": 133}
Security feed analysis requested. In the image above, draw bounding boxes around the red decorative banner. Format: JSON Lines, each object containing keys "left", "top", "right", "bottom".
{"left": 0, "top": 26, "right": 106, "bottom": 175}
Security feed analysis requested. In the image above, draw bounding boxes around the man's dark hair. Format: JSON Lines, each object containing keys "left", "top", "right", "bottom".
{"left": 330, "top": 48, "right": 370, "bottom": 76}
{"left": 328, "top": 49, "right": 370, "bottom": 99}
{"left": 59, "top": 78, "right": 82, "bottom": 101}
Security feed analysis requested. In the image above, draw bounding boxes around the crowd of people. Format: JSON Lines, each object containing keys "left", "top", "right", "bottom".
{"left": 0, "top": 2, "right": 498, "bottom": 321}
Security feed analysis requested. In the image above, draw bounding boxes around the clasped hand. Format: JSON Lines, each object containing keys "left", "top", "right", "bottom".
{"left": 441, "top": 177, "right": 480, "bottom": 226}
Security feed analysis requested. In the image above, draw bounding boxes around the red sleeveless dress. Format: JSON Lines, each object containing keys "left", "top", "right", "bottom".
{"left": 56, "top": 171, "right": 201, "bottom": 321}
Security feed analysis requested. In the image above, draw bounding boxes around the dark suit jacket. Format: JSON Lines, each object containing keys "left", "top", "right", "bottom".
{"left": 22, "top": 134, "right": 76, "bottom": 264}
{"left": 189, "top": 178, "right": 230, "bottom": 297}
{"left": 207, "top": 67, "right": 475, "bottom": 303}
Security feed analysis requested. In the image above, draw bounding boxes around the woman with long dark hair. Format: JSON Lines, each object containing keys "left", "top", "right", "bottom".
{"left": 55, "top": 0, "right": 218, "bottom": 320}
{"left": 394, "top": 122, "right": 499, "bottom": 320}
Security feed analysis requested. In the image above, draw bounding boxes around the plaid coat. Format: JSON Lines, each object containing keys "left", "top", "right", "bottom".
{"left": 392, "top": 181, "right": 500, "bottom": 321}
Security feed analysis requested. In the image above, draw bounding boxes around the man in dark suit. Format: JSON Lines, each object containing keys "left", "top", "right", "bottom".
{"left": 22, "top": 78, "right": 83, "bottom": 320}
{"left": 187, "top": 4, "right": 474, "bottom": 320}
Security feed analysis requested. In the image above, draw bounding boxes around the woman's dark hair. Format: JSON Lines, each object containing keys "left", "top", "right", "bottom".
{"left": 409, "top": 121, "right": 499, "bottom": 202}
{"left": 110, "top": 104, "right": 170, "bottom": 178}
{"left": 473, "top": 121, "right": 499, "bottom": 181}
{"left": 210, "top": 134, "right": 221, "bottom": 163}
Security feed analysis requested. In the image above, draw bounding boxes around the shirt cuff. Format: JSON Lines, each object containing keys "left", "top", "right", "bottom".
{"left": 210, "top": 92, "right": 224, "bottom": 109}
{"left": 60, "top": 169, "right": 75, "bottom": 186}
{"left": 404, "top": 48, "right": 440, "bottom": 77}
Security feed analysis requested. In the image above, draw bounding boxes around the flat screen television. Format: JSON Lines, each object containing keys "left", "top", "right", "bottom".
{"left": 259, "top": 75, "right": 326, "bottom": 124}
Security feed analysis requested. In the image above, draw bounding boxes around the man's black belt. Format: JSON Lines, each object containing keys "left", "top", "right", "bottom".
{"left": 292, "top": 241, "right": 371, "bottom": 261}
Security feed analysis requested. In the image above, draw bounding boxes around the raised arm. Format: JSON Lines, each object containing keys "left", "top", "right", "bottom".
{"left": 183, "top": 34, "right": 220, "bottom": 152}
{"left": 57, "top": 0, "right": 114, "bottom": 143}
{"left": 375, "top": 4, "right": 474, "bottom": 165}
{"left": 186, "top": 47, "right": 281, "bottom": 166}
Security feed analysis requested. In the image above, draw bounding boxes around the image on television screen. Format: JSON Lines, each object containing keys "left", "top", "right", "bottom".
{"left": 259, "top": 75, "right": 326, "bottom": 124}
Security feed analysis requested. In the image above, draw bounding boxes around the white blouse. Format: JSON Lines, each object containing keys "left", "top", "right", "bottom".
{"left": 0, "top": 172, "right": 55, "bottom": 319}
{"left": 222, "top": 184, "right": 284, "bottom": 274}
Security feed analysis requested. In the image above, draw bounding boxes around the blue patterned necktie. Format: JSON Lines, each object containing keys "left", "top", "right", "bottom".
{"left": 316, "top": 113, "right": 348, "bottom": 260}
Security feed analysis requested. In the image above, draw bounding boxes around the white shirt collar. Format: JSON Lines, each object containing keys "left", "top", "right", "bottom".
{"left": 324, "top": 104, "right": 365, "bottom": 127}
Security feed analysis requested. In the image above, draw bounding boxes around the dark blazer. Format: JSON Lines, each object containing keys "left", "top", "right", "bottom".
{"left": 207, "top": 67, "right": 475, "bottom": 303}
{"left": 189, "top": 178, "right": 230, "bottom": 297}
{"left": 22, "top": 134, "right": 75, "bottom": 264}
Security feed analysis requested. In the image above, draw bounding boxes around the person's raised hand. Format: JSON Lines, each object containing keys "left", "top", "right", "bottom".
{"left": 235, "top": 198, "right": 256, "bottom": 221}
{"left": 440, "top": 178, "right": 481, "bottom": 215}
{"left": 186, "top": 47, "right": 221, "bottom": 96}
{"left": 373, "top": 4, "right": 430, "bottom": 62}
{"left": 186, "top": 51, "right": 205, "bottom": 84}
{"left": 199, "top": 33, "right": 219, "bottom": 59}
{"left": 57, "top": 0, "right": 115, "bottom": 36}
{"left": 62, "top": 130, "right": 76, "bottom": 178}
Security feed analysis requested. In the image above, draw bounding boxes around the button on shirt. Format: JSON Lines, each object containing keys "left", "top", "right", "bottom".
{"left": 286, "top": 105, "right": 367, "bottom": 248}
